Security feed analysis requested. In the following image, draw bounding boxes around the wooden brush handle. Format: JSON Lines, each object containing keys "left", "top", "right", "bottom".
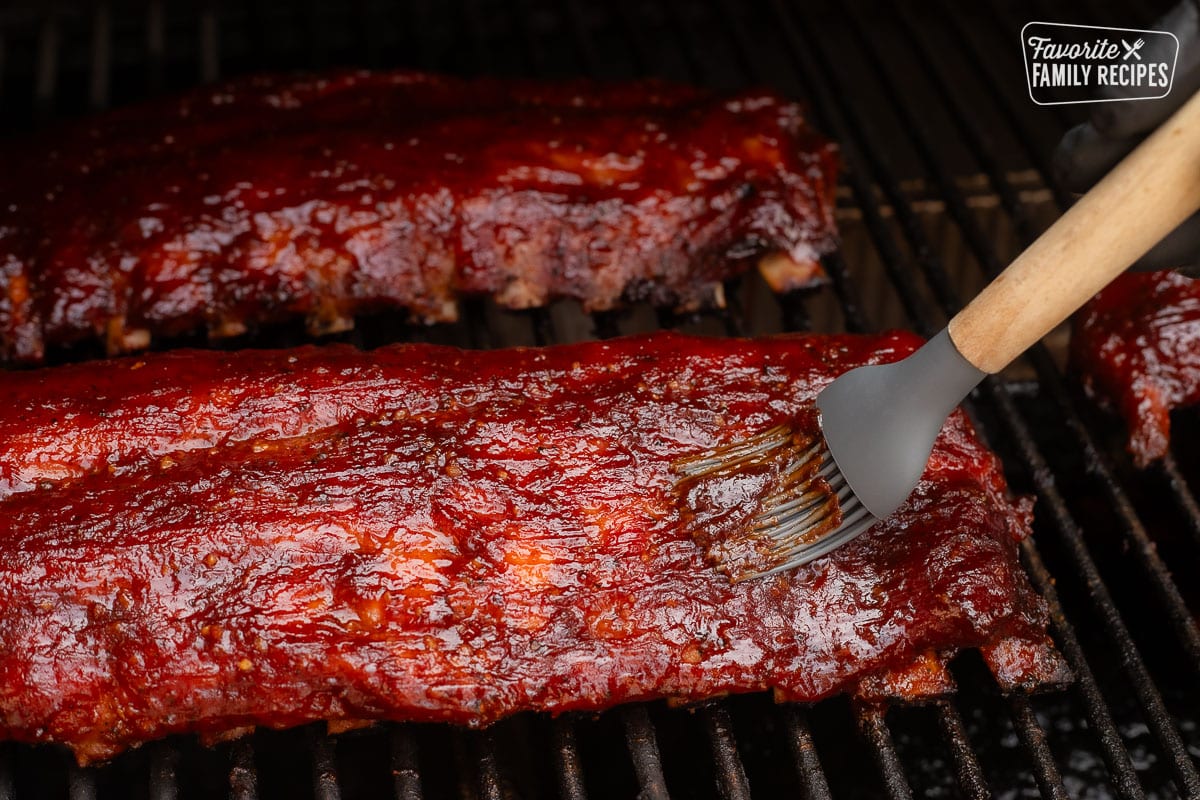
{"left": 948, "top": 89, "right": 1200, "bottom": 374}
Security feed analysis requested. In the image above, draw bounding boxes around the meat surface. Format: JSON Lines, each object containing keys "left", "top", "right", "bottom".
{"left": 1071, "top": 270, "right": 1200, "bottom": 466}
{"left": 0, "top": 331, "right": 1060, "bottom": 763}
{"left": 0, "top": 71, "right": 837, "bottom": 363}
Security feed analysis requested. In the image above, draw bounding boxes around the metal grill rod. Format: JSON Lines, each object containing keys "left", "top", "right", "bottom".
{"left": 33, "top": 8, "right": 58, "bottom": 118}
{"left": 68, "top": 762, "right": 97, "bottom": 800}
{"left": 310, "top": 729, "right": 342, "bottom": 800}
{"left": 803, "top": 2, "right": 1200, "bottom": 795}
{"left": 473, "top": 729, "right": 506, "bottom": 800}
{"left": 198, "top": 2, "right": 220, "bottom": 82}
{"left": 0, "top": 746, "right": 12, "bottom": 800}
{"left": 149, "top": 741, "right": 181, "bottom": 800}
{"left": 228, "top": 737, "right": 259, "bottom": 800}
{"left": 782, "top": 707, "right": 833, "bottom": 800}
{"left": 144, "top": 0, "right": 165, "bottom": 92}
{"left": 88, "top": 3, "right": 111, "bottom": 110}
{"left": 699, "top": 704, "right": 753, "bottom": 800}
{"left": 390, "top": 725, "right": 424, "bottom": 800}
{"left": 1008, "top": 695, "right": 1070, "bottom": 800}
{"left": 931, "top": 701, "right": 990, "bottom": 800}
{"left": 854, "top": 705, "right": 914, "bottom": 800}
{"left": 550, "top": 716, "right": 589, "bottom": 800}
{"left": 1159, "top": 455, "right": 1200, "bottom": 549}
{"left": 619, "top": 706, "right": 671, "bottom": 800}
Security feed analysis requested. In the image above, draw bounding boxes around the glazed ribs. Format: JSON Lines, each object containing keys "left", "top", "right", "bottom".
{"left": 1071, "top": 270, "right": 1200, "bottom": 466}
{"left": 0, "top": 71, "right": 837, "bottom": 363}
{"left": 0, "top": 331, "right": 1062, "bottom": 763}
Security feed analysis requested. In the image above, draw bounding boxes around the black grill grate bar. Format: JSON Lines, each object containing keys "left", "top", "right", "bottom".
{"left": 1008, "top": 695, "right": 1070, "bottom": 800}
{"left": 199, "top": 2, "right": 220, "bottom": 83}
{"left": 813, "top": 252, "right": 866, "bottom": 334}
{"left": 718, "top": 282, "right": 749, "bottom": 337}
{"left": 608, "top": 1, "right": 656, "bottom": 77}
{"left": 301, "top": 0, "right": 330, "bottom": 70}
{"left": 1158, "top": 455, "right": 1200, "bottom": 549}
{"left": 461, "top": 0, "right": 498, "bottom": 74}
{"left": 310, "top": 730, "right": 342, "bottom": 800}
{"left": 88, "top": 3, "right": 111, "bottom": 110}
{"left": 781, "top": 706, "right": 833, "bottom": 800}
{"left": 0, "top": 746, "right": 11, "bottom": 800}
{"left": 390, "top": 725, "right": 424, "bottom": 800}
{"left": 527, "top": 308, "right": 558, "bottom": 347}
{"left": 759, "top": 0, "right": 1141, "bottom": 795}
{"left": 33, "top": 9, "right": 58, "bottom": 117}
{"left": 550, "top": 716, "right": 589, "bottom": 800}
{"left": 561, "top": 0, "right": 602, "bottom": 77}
{"left": 591, "top": 311, "right": 622, "bottom": 341}
{"left": 473, "top": 729, "right": 506, "bottom": 800}
{"left": 798, "top": 0, "right": 1200, "bottom": 792}
{"left": 149, "top": 741, "right": 181, "bottom": 800}
{"left": 68, "top": 762, "right": 97, "bottom": 800}
{"left": 228, "top": 738, "right": 259, "bottom": 800}
{"left": 699, "top": 703, "right": 753, "bottom": 800}
{"left": 931, "top": 701, "right": 990, "bottom": 800}
{"left": 848, "top": 0, "right": 1200, "bottom": 675}
{"left": 451, "top": 731, "right": 482, "bottom": 799}
{"left": 853, "top": 705, "right": 914, "bottom": 800}
{"left": 619, "top": 705, "right": 672, "bottom": 800}
{"left": 0, "top": 32, "right": 7, "bottom": 109}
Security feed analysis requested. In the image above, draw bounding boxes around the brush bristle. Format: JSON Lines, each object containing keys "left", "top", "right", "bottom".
{"left": 672, "top": 427, "right": 878, "bottom": 581}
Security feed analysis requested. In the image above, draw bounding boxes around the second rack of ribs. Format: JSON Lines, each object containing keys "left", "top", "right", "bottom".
{"left": 0, "top": 71, "right": 838, "bottom": 363}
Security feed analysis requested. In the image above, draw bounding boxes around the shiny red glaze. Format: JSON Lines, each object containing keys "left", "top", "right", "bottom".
{"left": 0, "top": 71, "right": 837, "bottom": 363}
{"left": 0, "top": 331, "right": 1049, "bottom": 763}
{"left": 1071, "top": 270, "right": 1200, "bottom": 466}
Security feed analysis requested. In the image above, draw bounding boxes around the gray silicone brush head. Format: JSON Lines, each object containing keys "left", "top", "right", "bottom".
{"left": 816, "top": 328, "right": 986, "bottom": 520}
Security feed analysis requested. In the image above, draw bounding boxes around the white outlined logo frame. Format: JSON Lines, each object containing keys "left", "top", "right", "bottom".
{"left": 1021, "top": 21, "right": 1179, "bottom": 106}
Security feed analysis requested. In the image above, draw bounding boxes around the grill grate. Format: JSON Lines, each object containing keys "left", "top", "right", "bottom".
{"left": 0, "top": 0, "right": 1198, "bottom": 797}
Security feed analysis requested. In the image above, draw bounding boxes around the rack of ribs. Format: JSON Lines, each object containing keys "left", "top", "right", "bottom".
{"left": 0, "top": 71, "right": 838, "bottom": 363}
{"left": 0, "top": 331, "right": 1064, "bottom": 763}
{"left": 1071, "top": 270, "right": 1200, "bottom": 466}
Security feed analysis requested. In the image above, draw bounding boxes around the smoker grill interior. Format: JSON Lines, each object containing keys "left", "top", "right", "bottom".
{"left": 1, "top": 0, "right": 1198, "bottom": 797}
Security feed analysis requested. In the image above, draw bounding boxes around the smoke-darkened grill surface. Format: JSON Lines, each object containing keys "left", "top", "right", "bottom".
{"left": 0, "top": 0, "right": 1196, "bottom": 798}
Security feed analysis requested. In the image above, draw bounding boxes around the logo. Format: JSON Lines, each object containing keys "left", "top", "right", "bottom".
{"left": 1021, "top": 22, "right": 1178, "bottom": 105}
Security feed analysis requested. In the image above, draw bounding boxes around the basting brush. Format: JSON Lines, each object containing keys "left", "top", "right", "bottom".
{"left": 712, "top": 89, "right": 1200, "bottom": 579}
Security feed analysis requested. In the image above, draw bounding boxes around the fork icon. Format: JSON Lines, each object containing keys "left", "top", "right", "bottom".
{"left": 1122, "top": 38, "right": 1146, "bottom": 60}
